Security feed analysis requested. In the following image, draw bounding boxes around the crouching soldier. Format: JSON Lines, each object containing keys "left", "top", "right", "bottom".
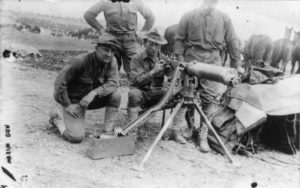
{"left": 127, "top": 29, "right": 176, "bottom": 125}
{"left": 49, "top": 33, "right": 121, "bottom": 143}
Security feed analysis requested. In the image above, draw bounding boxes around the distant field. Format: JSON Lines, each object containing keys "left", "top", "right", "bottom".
{"left": 1, "top": 27, "right": 94, "bottom": 51}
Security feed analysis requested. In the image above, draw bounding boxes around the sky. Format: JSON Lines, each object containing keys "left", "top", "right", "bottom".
{"left": 0, "top": 0, "right": 300, "bottom": 40}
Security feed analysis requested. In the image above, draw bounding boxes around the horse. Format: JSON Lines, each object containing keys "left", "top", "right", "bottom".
{"left": 270, "top": 27, "right": 293, "bottom": 74}
{"left": 243, "top": 34, "right": 273, "bottom": 67}
{"left": 291, "top": 31, "right": 300, "bottom": 74}
{"left": 77, "top": 28, "right": 93, "bottom": 39}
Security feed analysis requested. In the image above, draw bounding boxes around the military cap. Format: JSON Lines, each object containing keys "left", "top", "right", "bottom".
{"left": 91, "top": 32, "right": 121, "bottom": 50}
{"left": 145, "top": 29, "right": 167, "bottom": 45}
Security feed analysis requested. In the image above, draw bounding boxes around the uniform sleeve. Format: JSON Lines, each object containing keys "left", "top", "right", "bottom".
{"left": 174, "top": 13, "right": 189, "bottom": 56}
{"left": 224, "top": 15, "right": 241, "bottom": 68}
{"left": 54, "top": 59, "right": 83, "bottom": 107}
{"left": 83, "top": 1, "right": 105, "bottom": 32}
{"left": 136, "top": 1, "right": 155, "bottom": 31}
{"left": 93, "top": 58, "right": 119, "bottom": 97}
{"left": 130, "top": 55, "right": 153, "bottom": 87}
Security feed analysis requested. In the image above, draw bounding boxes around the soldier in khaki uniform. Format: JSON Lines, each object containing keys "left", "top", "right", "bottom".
{"left": 173, "top": 0, "right": 244, "bottom": 152}
{"left": 127, "top": 29, "right": 178, "bottom": 124}
{"left": 49, "top": 33, "right": 121, "bottom": 143}
{"left": 84, "top": 0, "right": 155, "bottom": 78}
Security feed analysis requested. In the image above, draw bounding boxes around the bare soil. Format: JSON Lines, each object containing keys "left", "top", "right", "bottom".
{"left": 0, "top": 27, "right": 300, "bottom": 188}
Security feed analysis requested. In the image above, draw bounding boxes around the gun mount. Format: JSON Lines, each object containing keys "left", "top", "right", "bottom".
{"left": 88, "top": 60, "right": 241, "bottom": 168}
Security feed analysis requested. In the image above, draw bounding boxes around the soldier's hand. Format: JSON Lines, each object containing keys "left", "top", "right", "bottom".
{"left": 151, "top": 62, "right": 165, "bottom": 76}
{"left": 79, "top": 90, "right": 97, "bottom": 108}
{"left": 176, "top": 54, "right": 185, "bottom": 62}
{"left": 65, "top": 104, "right": 82, "bottom": 118}
{"left": 236, "top": 66, "right": 245, "bottom": 75}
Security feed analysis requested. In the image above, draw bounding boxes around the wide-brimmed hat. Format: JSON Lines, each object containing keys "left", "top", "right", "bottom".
{"left": 144, "top": 29, "right": 168, "bottom": 45}
{"left": 91, "top": 32, "right": 121, "bottom": 50}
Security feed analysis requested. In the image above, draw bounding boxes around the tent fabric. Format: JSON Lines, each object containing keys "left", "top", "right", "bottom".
{"left": 246, "top": 75, "right": 300, "bottom": 116}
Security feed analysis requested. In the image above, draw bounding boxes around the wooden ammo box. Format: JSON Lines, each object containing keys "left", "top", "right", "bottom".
{"left": 87, "top": 134, "right": 137, "bottom": 159}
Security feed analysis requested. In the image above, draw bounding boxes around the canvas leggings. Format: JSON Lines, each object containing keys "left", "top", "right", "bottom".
{"left": 53, "top": 91, "right": 121, "bottom": 143}
{"left": 173, "top": 47, "right": 227, "bottom": 130}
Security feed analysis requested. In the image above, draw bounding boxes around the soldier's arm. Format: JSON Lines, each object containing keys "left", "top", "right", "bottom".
{"left": 93, "top": 58, "right": 119, "bottom": 97}
{"left": 136, "top": 1, "right": 155, "bottom": 31}
{"left": 224, "top": 15, "right": 241, "bottom": 69}
{"left": 131, "top": 55, "right": 153, "bottom": 87}
{"left": 83, "top": 1, "right": 105, "bottom": 33}
{"left": 174, "top": 13, "right": 189, "bottom": 61}
{"left": 54, "top": 59, "right": 83, "bottom": 107}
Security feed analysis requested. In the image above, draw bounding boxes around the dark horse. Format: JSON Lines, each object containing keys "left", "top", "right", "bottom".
{"left": 243, "top": 34, "right": 273, "bottom": 67}
{"left": 291, "top": 31, "right": 300, "bottom": 74}
{"left": 270, "top": 27, "right": 293, "bottom": 74}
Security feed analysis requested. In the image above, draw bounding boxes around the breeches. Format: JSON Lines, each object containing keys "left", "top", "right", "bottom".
{"left": 62, "top": 90, "right": 121, "bottom": 143}
{"left": 113, "top": 33, "right": 138, "bottom": 77}
{"left": 127, "top": 88, "right": 165, "bottom": 109}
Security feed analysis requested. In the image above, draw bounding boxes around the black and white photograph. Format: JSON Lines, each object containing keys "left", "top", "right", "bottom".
{"left": 0, "top": 0, "right": 300, "bottom": 187}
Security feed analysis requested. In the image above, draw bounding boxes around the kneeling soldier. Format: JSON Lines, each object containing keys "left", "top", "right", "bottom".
{"left": 49, "top": 33, "right": 121, "bottom": 143}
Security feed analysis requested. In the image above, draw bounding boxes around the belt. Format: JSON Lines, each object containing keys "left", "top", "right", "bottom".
{"left": 191, "top": 46, "right": 219, "bottom": 53}
{"left": 107, "top": 30, "right": 136, "bottom": 35}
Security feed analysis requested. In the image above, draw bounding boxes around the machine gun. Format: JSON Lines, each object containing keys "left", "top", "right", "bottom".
{"left": 87, "top": 61, "right": 241, "bottom": 169}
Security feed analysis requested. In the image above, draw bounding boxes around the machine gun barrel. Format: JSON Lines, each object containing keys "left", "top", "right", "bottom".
{"left": 184, "top": 61, "right": 240, "bottom": 87}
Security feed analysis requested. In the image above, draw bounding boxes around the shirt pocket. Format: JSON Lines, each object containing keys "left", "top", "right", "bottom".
{"left": 105, "top": 8, "right": 119, "bottom": 24}
{"left": 214, "top": 27, "right": 225, "bottom": 43}
{"left": 127, "top": 6, "right": 137, "bottom": 27}
{"left": 77, "top": 77, "right": 93, "bottom": 90}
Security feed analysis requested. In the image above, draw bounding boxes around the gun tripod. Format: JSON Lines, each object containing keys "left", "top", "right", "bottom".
{"left": 135, "top": 75, "right": 236, "bottom": 171}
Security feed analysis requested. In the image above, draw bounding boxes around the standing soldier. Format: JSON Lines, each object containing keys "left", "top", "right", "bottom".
{"left": 172, "top": 0, "right": 244, "bottom": 152}
{"left": 84, "top": 0, "right": 155, "bottom": 78}
{"left": 49, "top": 33, "right": 121, "bottom": 143}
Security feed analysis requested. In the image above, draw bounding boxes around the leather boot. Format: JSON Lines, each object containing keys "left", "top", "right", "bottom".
{"left": 49, "top": 111, "right": 66, "bottom": 135}
{"left": 104, "top": 106, "right": 118, "bottom": 132}
{"left": 198, "top": 124, "right": 211, "bottom": 152}
{"left": 172, "top": 130, "right": 187, "bottom": 144}
{"left": 171, "top": 107, "right": 187, "bottom": 144}
{"left": 127, "top": 107, "right": 139, "bottom": 124}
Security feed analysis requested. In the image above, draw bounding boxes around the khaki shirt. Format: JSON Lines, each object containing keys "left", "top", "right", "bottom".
{"left": 175, "top": 7, "right": 241, "bottom": 68}
{"left": 84, "top": 0, "right": 155, "bottom": 33}
{"left": 54, "top": 52, "right": 119, "bottom": 107}
{"left": 130, "top": 50, "right": 175, "bottom": 90}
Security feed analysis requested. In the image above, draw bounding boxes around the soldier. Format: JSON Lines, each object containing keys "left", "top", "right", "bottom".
{"left": 173, "top": 0, "right": 244, "bottom": 152}
{"left": 127, "top": 29, "right": 177, "bottom": 124}
{"left": 49, "top": 33, "right": 121, "bottom": 143}
{"left": 84, "top": 0, "right": 155, "bottom": 78}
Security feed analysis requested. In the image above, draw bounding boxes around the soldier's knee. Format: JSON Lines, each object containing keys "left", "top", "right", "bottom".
{"left": 128, "top": 89, "right": 142, "bottom": 107}
{"left": 108, "top": 90, "right": 121, "bottom": 107}
{"left": 62, "top": 130, "right": 85, "bottom": 143}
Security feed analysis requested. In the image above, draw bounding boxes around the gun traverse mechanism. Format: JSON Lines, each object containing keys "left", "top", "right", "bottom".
{"left": 87, "top": 61, "right": 240, "bottom": 165}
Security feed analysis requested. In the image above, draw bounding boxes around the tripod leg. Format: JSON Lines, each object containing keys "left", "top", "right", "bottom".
{"left": 137, "top": 100, "right": 184, "bottom": 170}
{"left": 161, "top": 109, "right": 166, "bottom": 129}
{"left": 194, "top": 102, "right": 235, "bottom": 164}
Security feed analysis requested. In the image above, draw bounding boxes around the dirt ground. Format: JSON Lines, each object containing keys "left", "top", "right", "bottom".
{"left": 0, "top": 27, "right": 300, "bottom": 188}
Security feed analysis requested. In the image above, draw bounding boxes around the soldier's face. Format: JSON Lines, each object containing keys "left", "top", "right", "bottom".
{"left": 95, "top": 45, "right": 116, "bottom": 63}
{"left": 145, "top": 41, "right": 161, "bottom": 57}
{"left": 204, "top": 0, "right": 220, "bottom": 7}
